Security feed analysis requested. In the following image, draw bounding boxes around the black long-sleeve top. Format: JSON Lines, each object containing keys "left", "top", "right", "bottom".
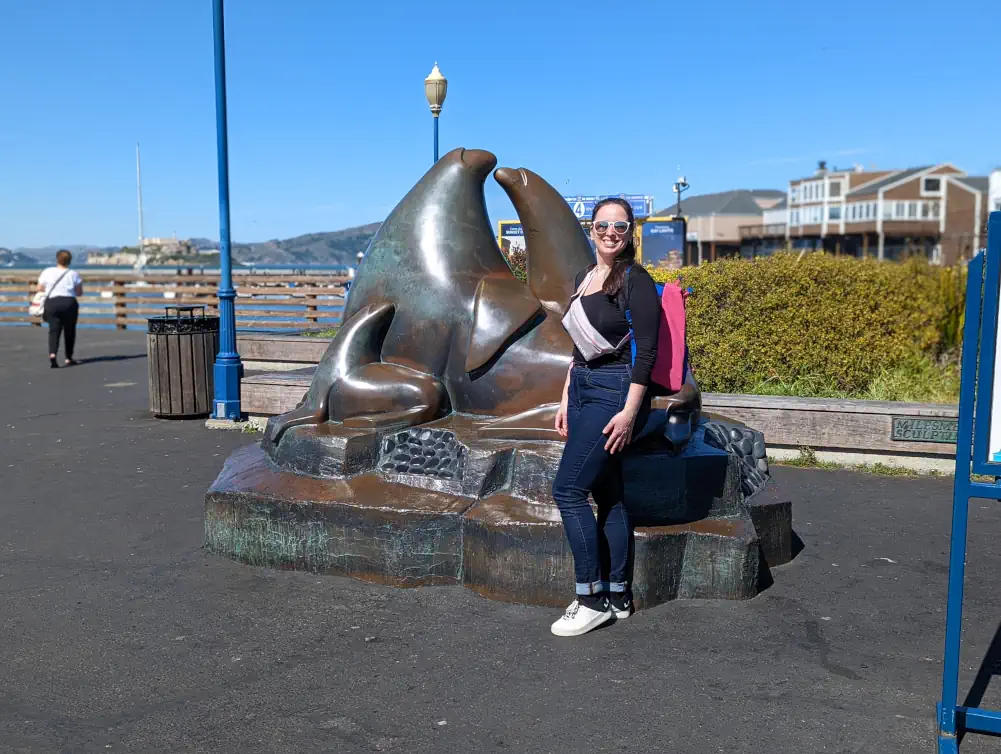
{"left": 569, "top": 264, "right": 660, "bottom": 386}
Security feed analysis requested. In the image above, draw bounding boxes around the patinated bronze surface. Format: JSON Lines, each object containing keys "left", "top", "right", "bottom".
{"left": 265, "top": 148, "right": 576, "bottom": 450}
{"left": 492, "top": 166, "right": 596, "bottom": 316}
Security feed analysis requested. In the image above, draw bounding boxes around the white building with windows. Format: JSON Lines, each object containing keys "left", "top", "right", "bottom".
{"left": 778, "top": 161, "right": 990, "bottom": 264}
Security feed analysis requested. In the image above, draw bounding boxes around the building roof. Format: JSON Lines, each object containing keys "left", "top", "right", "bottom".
{"left": 847, "top": 167, "right": 932, "bottom": 196}
{"left": 654, "top": 189, "right": 785, "bottom": 217}
{"left": 954, "top": 176, "right": 989, "bottom": 192}
{"left": 769, "top": 196, "right": 787, "bottom": 210}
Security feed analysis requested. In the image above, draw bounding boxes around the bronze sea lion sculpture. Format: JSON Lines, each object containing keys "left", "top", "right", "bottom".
{"left": 265, "top": 148, "right": 576, "bottom": 449}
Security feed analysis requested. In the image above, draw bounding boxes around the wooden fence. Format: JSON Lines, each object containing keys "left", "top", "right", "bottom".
{"left": 0, "top": 272, "right": 348, "bottom": 331}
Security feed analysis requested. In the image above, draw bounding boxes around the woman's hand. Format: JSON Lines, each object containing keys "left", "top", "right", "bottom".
{"left": 555, "top": 399, "right": 569, "bottom": 438}
{"left": 603, "top": 408, "right": 637, "bottom": 454}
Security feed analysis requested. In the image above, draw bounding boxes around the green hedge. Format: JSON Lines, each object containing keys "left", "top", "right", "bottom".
{"left": 646, "top": 253, "right": 965, "bottom": 396}
{"left": 505, "top": 247, "right": 527, "bottom": 282}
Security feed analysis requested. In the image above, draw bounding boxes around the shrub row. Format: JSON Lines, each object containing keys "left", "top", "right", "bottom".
{"left": 645, "top": 252, "right": 966, "bottom": 395}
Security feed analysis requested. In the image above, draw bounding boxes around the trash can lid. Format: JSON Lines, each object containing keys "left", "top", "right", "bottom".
{"left": 163, "top": 305, "right": 207, "bottom": 316}
{"left": 148, "top": 305, "right": 219, "bottom": 334}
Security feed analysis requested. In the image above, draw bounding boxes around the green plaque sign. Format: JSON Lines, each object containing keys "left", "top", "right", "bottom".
{"left": 891, "top": 417, "right": 958, "bottom": 444}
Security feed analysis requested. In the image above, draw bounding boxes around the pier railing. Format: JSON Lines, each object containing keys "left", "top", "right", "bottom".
{"left": 0, "top": 271, "right": 348, "bottom": 331}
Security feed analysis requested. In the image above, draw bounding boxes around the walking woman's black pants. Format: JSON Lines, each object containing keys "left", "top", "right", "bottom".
{"left": 44, "top": 296, "right": 79, "bottom": 359}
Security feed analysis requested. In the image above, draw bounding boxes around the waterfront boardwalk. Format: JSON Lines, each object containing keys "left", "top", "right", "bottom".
{"left": 3, "top": 325, "right": 1001, "bottom": 753}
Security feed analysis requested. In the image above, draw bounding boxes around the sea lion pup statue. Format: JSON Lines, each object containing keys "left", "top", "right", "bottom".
{"left": 263, "top": 148, "right": 703, "bottom": 457}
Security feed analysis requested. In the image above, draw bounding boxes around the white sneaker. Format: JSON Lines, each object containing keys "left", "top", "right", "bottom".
{"left": 550, "top": 599, "right": 612, "bottom": 637}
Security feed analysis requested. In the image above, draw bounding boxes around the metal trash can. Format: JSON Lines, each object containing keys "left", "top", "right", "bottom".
{"left": 147, "top": 306, "right": 219, "bottom": 418}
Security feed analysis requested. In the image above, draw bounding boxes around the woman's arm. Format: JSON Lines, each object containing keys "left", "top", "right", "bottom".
{"left": 555, "top": 359, "right": 574, "bottom": 436}
{"left": 624, "top": 269, "right": 661, "bottom": 388}
{"left": 621, "top": 382, "right": 648, "bottom": 416}
{"left": 603, "top": 270, "right": 659, "bottom": 452}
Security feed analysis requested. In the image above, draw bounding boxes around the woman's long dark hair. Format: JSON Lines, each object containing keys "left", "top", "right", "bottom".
{"left": 590, "top": 197, "right": 636, "bottom": 297}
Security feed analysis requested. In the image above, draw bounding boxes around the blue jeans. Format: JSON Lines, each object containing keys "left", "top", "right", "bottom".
{"left": 552, "top": 364, "right": 666, "bottom": 596}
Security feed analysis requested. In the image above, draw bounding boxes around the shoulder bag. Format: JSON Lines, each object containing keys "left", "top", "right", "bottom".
{"left": 29, "top": 269, "right": 71, "bottom": 318}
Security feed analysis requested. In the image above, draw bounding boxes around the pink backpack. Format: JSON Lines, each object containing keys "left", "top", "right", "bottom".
{"left": 622, "top": 268, "right": 691, "bottom": 394}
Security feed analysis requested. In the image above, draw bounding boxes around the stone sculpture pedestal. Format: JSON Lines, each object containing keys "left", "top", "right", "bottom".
{"left": 205, "top": 416, "right": 793, "bottom": 609}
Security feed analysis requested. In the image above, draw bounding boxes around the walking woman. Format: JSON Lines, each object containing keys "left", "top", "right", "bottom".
{"left": 550, "top": 198, "right": 665, "bottom": 637}
{"left": 36, "top": 249, "right": 83, "bottom": 368}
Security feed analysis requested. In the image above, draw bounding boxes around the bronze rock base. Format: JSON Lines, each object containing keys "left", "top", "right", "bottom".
{"left": 205, "top": 418, "right": 793, "bottom": 610}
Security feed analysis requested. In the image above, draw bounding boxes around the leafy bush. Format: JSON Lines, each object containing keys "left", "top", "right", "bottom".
{"left": 748, "top": 355, "right": 960, "bottom": 403}
{"left": 934, "top": 263, "right": 967, "bottom": 354}
{"left": 860, "top": 355, "right": 960, "bottom": 403}
{"left": 302, "top": 327, "right": 339, "bottom": 337}
{"left": 648, "top": 252, "right": 964, "bottom": 396}
{"left": 504, "top": 246, "right": 527, "bottom": 282}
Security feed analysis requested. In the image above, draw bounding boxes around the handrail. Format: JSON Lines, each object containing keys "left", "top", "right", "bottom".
{"left": 0, "top": 271, "right": 349, "bottom": 331}
{"left": 738, "top": 223, "right": 787, "bottom": 239}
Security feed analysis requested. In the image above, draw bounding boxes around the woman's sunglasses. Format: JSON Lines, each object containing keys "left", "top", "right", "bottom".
{"left": 593, "top": 220, "right": 631, "bottom": 235}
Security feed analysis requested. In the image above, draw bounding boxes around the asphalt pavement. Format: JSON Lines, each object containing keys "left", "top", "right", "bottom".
{"left": 2, "top": 325, "right": 1000, "bottom": 753}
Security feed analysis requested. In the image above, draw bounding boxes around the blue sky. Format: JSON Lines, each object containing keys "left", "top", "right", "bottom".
{"left": 1, "top": 0, "right": 998, "bottom": 248}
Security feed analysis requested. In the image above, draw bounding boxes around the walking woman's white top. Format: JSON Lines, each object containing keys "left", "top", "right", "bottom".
{"left": 38, "top": 267, "right": 82, "bottom": 298}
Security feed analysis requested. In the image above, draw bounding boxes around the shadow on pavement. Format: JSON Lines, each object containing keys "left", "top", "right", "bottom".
{"left": 959, "top": 620, "right": 1001, "bottom": 744}
{"left": 77, "top": 354, "right": 147, "bottom": 364}
{"left": 791, "top": 530, "right": 806, "bottom": 558}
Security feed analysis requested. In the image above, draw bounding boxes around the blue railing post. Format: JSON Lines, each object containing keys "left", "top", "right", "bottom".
{"left": 211, "top": 0, "right": 242, "bottom": 420}
{"left": 936, "top": 212, "right": 1001, "bottom": 751}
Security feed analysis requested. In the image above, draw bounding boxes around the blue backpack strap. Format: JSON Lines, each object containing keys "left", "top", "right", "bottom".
{"left": 622, "top": 266, "right": 637, "bottom": 367}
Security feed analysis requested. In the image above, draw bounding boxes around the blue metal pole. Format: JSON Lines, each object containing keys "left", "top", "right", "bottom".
{"left": 937, "top": 249, "right": 986, "bottom": 753}
{"left": 433, "top": 115, "right": 439, "bottom": 163}
{"left": 211, "top": 0, "right": 242, "bottom": 420}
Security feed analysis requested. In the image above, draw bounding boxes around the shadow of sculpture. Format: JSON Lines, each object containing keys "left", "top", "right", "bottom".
{"left": 205, "top": 147, "right": 796, "bottom": 609}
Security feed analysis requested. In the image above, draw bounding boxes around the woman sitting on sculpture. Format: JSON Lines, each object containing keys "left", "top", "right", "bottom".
{"left": 550, "top": 197, "right": 665, "bottom": 637}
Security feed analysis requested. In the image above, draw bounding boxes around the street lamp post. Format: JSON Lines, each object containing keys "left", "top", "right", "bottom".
{"left": 672, "top": 176, "right": 689, "bottom": 218}
{"left": 672, "top": 176, "right": 691, "bottom": 265}
{"left": 424, "top": 63, "right": 447, "bottom": 163}
{"left": 211, "top": 0, "right": 242, "bottom": 420}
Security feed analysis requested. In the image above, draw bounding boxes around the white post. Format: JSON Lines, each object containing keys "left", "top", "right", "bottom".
{"left": 136, "top": 143, "right": 144, "bottom": 247}
{"left": 135, "top": 143, "right": 147, "bottom": 273}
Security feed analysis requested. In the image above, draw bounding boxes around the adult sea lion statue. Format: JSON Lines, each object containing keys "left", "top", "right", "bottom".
{"left": 493, "top": 166, "right": 595, "bottom": 316}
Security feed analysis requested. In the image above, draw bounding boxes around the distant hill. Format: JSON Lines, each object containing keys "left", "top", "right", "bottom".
{"left": 11, "top": 245, "right": 120, "bottom": 264}
{"left": 187, "top": 238, "right": 218, "bottom": 251}
{"left": 231, "top": 223, "right": 382, "bottom": 265}
{"left": 8, "top": 223, "right": 383, "bottom": 267}
{"left": 0, "top": 248, "right": 39, "bottom": 266}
